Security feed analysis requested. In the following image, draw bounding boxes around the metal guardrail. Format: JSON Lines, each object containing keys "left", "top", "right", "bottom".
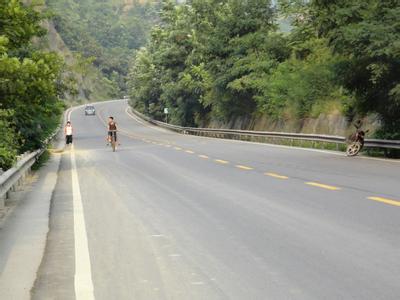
{"left": 129, "top": 108, "right": 400, "bottom": 150}
{"left": 0, "top": 117, "right": 64, "bottom": 209}
{"left": 0, "top": 150, "right": 41, "bottom": 204}
{"left": 0, "top": 101, "right": 125, "bottom": 209}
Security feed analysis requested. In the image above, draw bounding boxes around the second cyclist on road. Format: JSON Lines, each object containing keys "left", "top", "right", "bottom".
{"left": 107, "top": 116, "right": 118, "bottom": 145}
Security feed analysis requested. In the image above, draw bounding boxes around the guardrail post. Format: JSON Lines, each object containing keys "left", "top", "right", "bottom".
{"left": 0, "top": 194, "right": 5, "bottom": 210}
{"left": 17, "top": 175, "right": 25, "bottom": 190}
{"left": 129, "top": 107, "right": 399, "bottom": 153}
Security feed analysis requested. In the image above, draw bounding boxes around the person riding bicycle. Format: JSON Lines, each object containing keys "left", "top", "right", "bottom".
{"left": 107, "top": 116, "right": 117, "bottom": 145}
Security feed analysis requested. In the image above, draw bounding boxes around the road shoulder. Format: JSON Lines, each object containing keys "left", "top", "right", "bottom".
{"left": 0, "top": 150, "right": 62, "bottom": 300}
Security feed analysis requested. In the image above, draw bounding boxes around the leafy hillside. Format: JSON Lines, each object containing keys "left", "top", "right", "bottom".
{"left": 128, "top": 0, "right": 400, "bottom": 144}
{"left": 1, "top": 0, "right": 65, "bottom": 169}
{"left": 46, "top": 0, "right": 161, "bottom": 98}
{"left": 1, "top": 0, "right": 161, "bottom": 169}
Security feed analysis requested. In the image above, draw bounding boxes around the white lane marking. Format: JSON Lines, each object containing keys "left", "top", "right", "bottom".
{"left": 125, "top": 107, "right": 169, "bottom": 134}
{"left": 151, "top": 234, "right": 165, "bottom": 238}
{"left": 123, "top": 106, "right": 400, "bottom": 163}
{"left": 191, "top": 281, "right": 205, "bottom": 285}
{"left": 71, "top": 144, "right": 95, "bottom": 300}
{"left": 122, "top": 103, "right": 400, "bottom": 164}
{"left": 124, "top": 107, "right": 349, "bottom": 157}
{"left": 168, "top": 254, "right": 181, "bottom": 257}
{"left": 124, "top": 107, "right": 147, "bottom": 126}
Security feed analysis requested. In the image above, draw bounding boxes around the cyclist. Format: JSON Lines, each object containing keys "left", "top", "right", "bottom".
{"left": 107, "top": 116, "right": 117, "bottom": 145}
{"left": 64, "top": 121, "right": 73, "bottom": 145}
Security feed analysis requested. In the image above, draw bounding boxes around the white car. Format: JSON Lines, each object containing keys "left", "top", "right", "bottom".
{"left": 84, "top": 105, "right": 96, "bottom": 116}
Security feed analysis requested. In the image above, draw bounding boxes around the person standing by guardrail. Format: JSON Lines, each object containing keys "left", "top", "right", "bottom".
{"left": 64, "top": 121, "right": 73, "bottom": 145}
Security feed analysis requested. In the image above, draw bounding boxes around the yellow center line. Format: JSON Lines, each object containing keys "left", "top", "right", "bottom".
{"left": 214, "top": 159, "right": 229, "bottom": 164}
{"left": 264, "top": 172, "right": 289, "bottom": 179}
{"left": 198, "top": 155, "right": 209, "bottom": 159}
{"left": 368, "top": 196, "right": 400, "bottom": 207}
{"left": 185, "top": 150, "right": 195, "bottom": 154}
{"left": 305, "top": 182, "right": 341, "bottom": 191}
{"left": 235, "top": 165, "right": 253, "bottom": 170}
{"left": 174, "top": 147, "right": 182, "bottom": 151}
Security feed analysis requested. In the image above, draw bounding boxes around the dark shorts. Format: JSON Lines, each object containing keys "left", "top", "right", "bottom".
{"left": 66, "top": 135, "right": 73, "bottom": 144}
{"left": 108, "top": 131, "right": 117, "bottom": 141}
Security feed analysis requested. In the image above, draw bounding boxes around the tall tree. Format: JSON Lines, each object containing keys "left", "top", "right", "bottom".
{"left": 0, "top": 0, "right": 65, "bottom": 169}
{"left": 310, "top": 0, "right": 400, "bottom": 138}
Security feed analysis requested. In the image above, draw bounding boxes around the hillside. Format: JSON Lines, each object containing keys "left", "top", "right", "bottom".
{"left": 39, "top": 20, "right": 115, "bottom": 103}
{"left": 127, "top": 0, "right": 400, "bottom": 147}
{"left": 1, "top": 1, "right": 66, "bottom": 169}
{"left": 46, "top": 0, "right": 161, "bottom": 99}
{"left": 1, "top": 0, "right": 161, "bottom": 169}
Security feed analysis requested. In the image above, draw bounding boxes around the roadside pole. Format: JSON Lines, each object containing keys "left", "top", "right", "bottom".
{"left": 164, "top": 107, "right": 169, "bottom": 124}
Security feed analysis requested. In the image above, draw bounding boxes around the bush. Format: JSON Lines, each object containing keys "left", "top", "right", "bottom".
{"left": 0, "top": 110, "right": 19, "bottom": 170}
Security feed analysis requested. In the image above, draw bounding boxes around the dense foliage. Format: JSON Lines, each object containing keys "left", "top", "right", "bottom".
{"left": 128, "top": 0, "right": 400, "bottom": 139}
{"left": 47, "top": 0, "right": 161, "bottom": 96}
{"left": 309, "top": 0, "right": 400, "bottom": 139}
{"left": 0, "top": 0, "right": 65, "bottom": 170}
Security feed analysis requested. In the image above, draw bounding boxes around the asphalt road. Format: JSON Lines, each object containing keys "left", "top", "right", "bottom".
{"left": 32, "top": 100, "right": 400, "bottom": 299}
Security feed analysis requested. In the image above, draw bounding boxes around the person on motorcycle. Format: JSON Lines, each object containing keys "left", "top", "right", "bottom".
{"left": 107, "top": 117, "right": 117, "bottom": 145}
{"left": 346, "top": 120, "right": 368, "bottom": 156}
{"left": 351, "top": 120, "right": 365, "bottom": 147}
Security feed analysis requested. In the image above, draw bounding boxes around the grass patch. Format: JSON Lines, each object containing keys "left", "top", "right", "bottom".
{"left": 32, "top": 150, "right": 51, "bottom": 171}
{"left": 202, "top": 132, "right": 397, "bottom": 158}
{"left": 197, "top": 132, "right": 346, "bottom": 152}
{"left": 364, "top": 148, "right": 400, "bottom": 158}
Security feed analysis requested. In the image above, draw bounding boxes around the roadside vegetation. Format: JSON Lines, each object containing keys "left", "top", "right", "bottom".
{"left": 127, "top": 0, "right": 400, "bottom": 142}
{"left": 1, "top": 0, "right": 399, "bottom": 169}
{"left": 0, "top": 1, "right": 65, "bottom": 170}
{"left": 46, "top": 0, "right": 161, "bottom": 98}
{"left": 1, "top": 0, "right": 160, "bottom": 170}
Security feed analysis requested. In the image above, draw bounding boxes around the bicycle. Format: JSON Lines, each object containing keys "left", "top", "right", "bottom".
{"left": 108, "top": 130, "right": 117, "bottom": 152}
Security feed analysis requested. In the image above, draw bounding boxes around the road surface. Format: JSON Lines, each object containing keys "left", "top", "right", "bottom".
{"left": 29, "top": 100, "right": 400, "bottom": 299}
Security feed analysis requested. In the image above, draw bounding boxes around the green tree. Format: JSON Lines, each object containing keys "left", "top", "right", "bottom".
{"left": 257, "top": 38, "right": 347, "bottom": 120}
{"left": 308, "top": 0, "right": 400, "bottom": 138}
{"left": 1, "top": 0, "right": 65, "bottom": 168}
{"left": 0, "top": 110, "right": 19, "bottom": 170}
{"left": 47, "top": 0, "right": 161, "bottom": 95}
{"left": 128, "top": 0, "right": 400, "bottom": 143}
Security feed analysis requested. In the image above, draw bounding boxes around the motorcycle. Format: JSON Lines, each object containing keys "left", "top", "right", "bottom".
{"left": 346, "top": 125, "right": 369, "bottom": 156}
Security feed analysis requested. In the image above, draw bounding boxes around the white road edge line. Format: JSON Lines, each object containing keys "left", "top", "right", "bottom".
{"left": 125, "top": 106, "right": 170, "bottom": 134}
{"left": 122, "top": 104, "right": 399, "bottom": 163}
{"left": 71, "top": 144, "right": 95, "bottom": 300}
